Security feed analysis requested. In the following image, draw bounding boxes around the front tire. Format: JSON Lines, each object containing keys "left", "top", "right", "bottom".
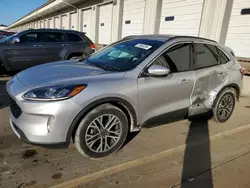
{"left": 74, "top": 104, "right": 128, "bottom": 159}
{"left": 213, "top": 88, "right": 236, "bottom": 123}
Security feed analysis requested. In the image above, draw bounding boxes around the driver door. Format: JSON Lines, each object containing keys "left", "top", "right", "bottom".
{"left": 138, "top": 43, "right": 195, "bottom": 124}
{"left": 6, "top": 31, "right": 46, "bottom": 70}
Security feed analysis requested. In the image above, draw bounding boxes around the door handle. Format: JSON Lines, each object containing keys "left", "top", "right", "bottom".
{"left": 62, "top": 44, "right": 70, "bottom": 47}
{"left": 33, "top": 44, "right": 42, "bottom": 47}
{"left": 180, "top": 79, "right": 191, "bottom": 84}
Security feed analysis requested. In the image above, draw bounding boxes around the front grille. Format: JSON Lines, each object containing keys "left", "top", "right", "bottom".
{"left": 9, "top": 97, "right": 22, "bottom": 119}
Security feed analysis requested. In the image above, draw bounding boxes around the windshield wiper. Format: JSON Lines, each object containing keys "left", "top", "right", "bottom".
{"left": 82, "top": 56, "right": 120, "bottom": 71}
{"left": 93, "top": 63, "right": 121, "bottom": 71}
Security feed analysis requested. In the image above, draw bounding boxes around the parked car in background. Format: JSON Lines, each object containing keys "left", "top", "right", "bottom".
{"left": 6, "top": 35, "right": 243, "bottom": 159}
{"left": 0, "top": 29, "right": 95, "bottom": 73}
{"left": 0, "top": 31, "right": 15, "bottom": 40}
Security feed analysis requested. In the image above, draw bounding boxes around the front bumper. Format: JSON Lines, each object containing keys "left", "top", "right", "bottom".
{"left": 7, "top": 77, "right": 82, "bottom": 146}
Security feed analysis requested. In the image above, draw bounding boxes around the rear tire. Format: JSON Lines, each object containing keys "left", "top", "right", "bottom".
{"left": 213, "top": 88, "right": 236, "bottom": 123}
{"left": 74, "top": 104, "right": 128, "bottom": 159}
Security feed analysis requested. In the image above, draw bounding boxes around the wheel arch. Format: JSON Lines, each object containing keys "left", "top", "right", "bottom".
{"left": 66, "top": 97, "right": 138, "bottom": 143}
{"left": 213, "top": 83, "right": 241, "bottom": 107}
{"left": 65, "top": 52, "right": 85, "bottom": 60}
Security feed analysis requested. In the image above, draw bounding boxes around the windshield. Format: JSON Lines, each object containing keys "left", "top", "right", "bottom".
{"left": 0, "top": 33, "right": 17, "bottom": 43}
{"left": 86, "top": 39, "right": 164, "bottom": 71}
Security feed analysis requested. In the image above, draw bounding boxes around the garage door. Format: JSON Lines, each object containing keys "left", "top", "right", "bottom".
{"left": 98, "top": 4, "right": 113, "bottom": 44}
{"left": 225, "top": 0, "right": 250, "bottom": 58}
{"left": 36, "top": 22, "right": 40, "bottom": 29}
{"left": 54, "top": 17, "right": 60, "bottom": 29}
{"left": 70, "top": 12, "right": 77, "bottom": 30}
{"left": 122, "top": 0, "right": 146, "bottom": 38}
{"left": 159, "top": 0, "right": 204, "bottom": 36}
{"left": 44, "top": 20, "right": 47, "bottom": 28}
{"left": 62, "top": 14, "right": 69, "bottom": 29}
{"left": 81, "top": 9, "right": 92, "bottom": 39}
{"left": 48, "top": 18, "right": 53, "bottom": 28}
{"left": 40, "top": 21, "right": 44, "bottom": 28}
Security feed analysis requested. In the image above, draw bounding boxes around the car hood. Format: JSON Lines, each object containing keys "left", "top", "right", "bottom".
{"left": 17, "top": 60, "right": 125, "bottom": 88}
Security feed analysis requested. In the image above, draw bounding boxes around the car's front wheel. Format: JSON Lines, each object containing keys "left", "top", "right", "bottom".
{"left": 213, "top": 88, "right": 236, "bottom": 123}
{"left": 74, "top": 104, "right": 128, "bottom": 159}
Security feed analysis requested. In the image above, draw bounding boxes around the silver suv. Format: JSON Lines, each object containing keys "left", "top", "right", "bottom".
{"left": 6, "top": 35, "right": 244, "bottom": 158}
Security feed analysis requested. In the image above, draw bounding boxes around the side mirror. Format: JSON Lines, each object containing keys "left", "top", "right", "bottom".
{"left": 146, "top": 65, "right": 170, "bottom": 77}
{"left": 12, "top": 37, "right": 20, "bottom": 44}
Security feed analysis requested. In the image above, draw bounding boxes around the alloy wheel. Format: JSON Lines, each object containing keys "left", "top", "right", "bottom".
{"left": 217, "top": 94, "right": 234, "bottom": 120}
{"left": 85, "top": 114, "right": 122, "bottom": 153}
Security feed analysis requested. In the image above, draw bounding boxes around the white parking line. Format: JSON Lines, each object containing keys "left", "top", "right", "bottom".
{"left": 51, "top": 123, "right": 250, "bottom": 188}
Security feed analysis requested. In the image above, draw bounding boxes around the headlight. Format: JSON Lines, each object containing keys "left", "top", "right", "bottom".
{"left": 23, "top": 84, "right": 87, "bottom": 101}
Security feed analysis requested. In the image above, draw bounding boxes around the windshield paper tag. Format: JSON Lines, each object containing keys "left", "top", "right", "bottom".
{"left": 135, "top": 44, "right": 152, "bottom": 50}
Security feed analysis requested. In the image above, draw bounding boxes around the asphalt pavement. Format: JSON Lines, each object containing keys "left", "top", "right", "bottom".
{"left": 0, "top": 75, "right": 250, "bottom": 188}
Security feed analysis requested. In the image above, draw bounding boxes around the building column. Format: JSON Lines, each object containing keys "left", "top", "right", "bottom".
{"left": 199, "top": 0, "right": 234, "bottom": 44}
{"left": 76, "top": 7, "right": 80, "bottom": 31}
{"left": 143, "top": 0, "right": 163, "bottom": 34}
{"left": 91, "top": 5, "right": 99, "bottom": 43}
{"left": 111, "top": 0, "right": 123, "bottom": 42}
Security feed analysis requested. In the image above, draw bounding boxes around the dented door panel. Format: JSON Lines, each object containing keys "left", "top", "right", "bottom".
{"left": 189, "top": 65, "right": 228, "bottom": 116}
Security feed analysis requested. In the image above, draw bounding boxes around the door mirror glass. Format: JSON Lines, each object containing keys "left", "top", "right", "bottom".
{"left": 147, "top": 65, "right": 170, "bottom": 76}
{"left": 12, "top": 37, "right": 20, "bottom": 44}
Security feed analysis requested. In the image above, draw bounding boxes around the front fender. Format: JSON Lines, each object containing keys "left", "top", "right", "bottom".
{"left": 66, "top": 96, "right": 138, "bottom": 143}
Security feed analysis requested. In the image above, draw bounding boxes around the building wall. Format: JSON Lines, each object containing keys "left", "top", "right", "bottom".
{"left": 7, "top": 0, "right": 250, "bottom": 58}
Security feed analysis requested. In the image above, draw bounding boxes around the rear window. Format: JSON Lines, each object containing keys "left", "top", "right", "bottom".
{"left": 193, "top": 43, "right": 219, "bottom": 69}
{"left": 218, "top": 48, "right": 230, "bottom": 64}
{"left": 44, "top": 32, "right": 66, "bottom": 42}
{"left": 87, "top": 39, "right": 164, "bottom": 71}
{"left": 66, "top": 33, "right": 83, "bottom": 42}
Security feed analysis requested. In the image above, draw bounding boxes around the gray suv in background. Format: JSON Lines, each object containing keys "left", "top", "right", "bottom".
{"left": 0, "top": 29, "right": 95, "bottom": 73}
{"left": 6, "top": 35, "right": 244, "bottom": 159}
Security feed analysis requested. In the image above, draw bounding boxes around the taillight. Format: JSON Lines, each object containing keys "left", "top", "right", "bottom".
{"left": 90, "top": 43, "right": 96, "bottom": 50}
{"left": 240, "top": 68, "right": 245, "bottom": 76}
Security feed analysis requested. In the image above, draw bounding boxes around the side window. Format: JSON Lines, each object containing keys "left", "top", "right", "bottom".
{"left": 19, "top": 32, "right": 42, "bottom": 43}
{"left": 66, "top": 33, "right": 84, "bottom": 42}
{"left": 193, "top": 43, "right": 219, "bottom": 69}
{"left": 218, "top": 48, "right": 230, "bottom": 64}
{"left": 44, "top": 32, "right": 66, "bottom": 42}
{"left": 153, "top": 43, "right": 191, "bottom": 73}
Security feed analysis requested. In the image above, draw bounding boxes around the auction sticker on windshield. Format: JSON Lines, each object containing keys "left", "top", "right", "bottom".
{"left": 135, "top": 43, "right": 152, "bottom": 50}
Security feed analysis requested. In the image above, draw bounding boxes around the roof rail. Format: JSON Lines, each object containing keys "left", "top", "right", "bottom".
{"left": 170, "top": 36, "right": 217, "bottom": 43}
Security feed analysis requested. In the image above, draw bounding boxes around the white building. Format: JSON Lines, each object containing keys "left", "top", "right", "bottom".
{"left": 0, "top": 24, "right": 8, "bottom": 30}
{"left": 7, "top": 0, "right": 250, "bottom": 58}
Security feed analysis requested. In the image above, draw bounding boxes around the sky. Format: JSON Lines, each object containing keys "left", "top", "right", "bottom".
{"left": 0, "top": 0, "right": 47, "bottom": 26}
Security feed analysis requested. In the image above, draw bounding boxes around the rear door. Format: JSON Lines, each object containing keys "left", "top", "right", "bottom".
{"left": 138, "top": 43, "right": 195, "bottom": 124}
{"left": 65, "top": 32, "right": 92, "bottom": 57}
{"left": 42, "top": 31, "right": 68, "bottom": 62}
{"left": 190, "top": 43, "right": 228, "bottom": 116}
{"left": 6, "top": 31, "right": 47, "bottom": 69}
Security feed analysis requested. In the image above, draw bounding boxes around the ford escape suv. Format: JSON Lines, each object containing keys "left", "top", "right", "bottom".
{"left": 0, "top": 29, "right": 95, "bottom": 73}
{"left": 6, "top": 35, "right": 244, "bottom": 158}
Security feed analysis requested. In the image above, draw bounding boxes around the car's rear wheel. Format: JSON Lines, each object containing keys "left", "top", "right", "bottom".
{"left": 213, "top": 88, "right": 236, "bottom": 123}
{"left": 74, "top": 104, "right": 128, "bottom": 159}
